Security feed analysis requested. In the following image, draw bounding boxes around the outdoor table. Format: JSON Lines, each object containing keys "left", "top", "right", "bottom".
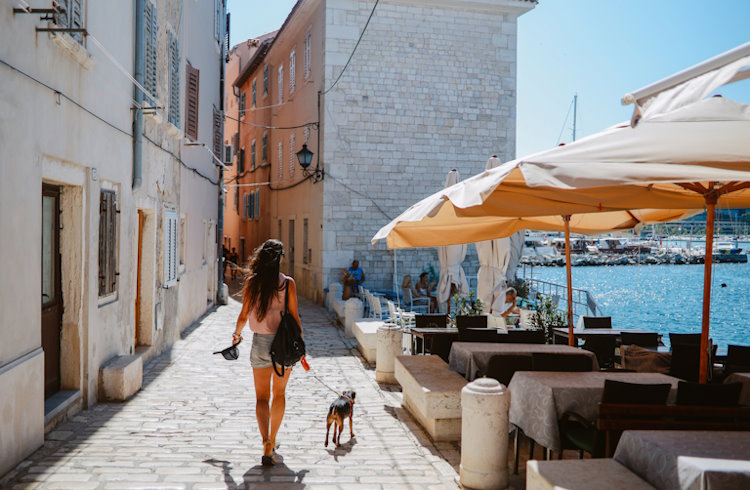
{"left": 508, "top": 371, "right": 680, "bottom": 453}
{"left": 725, "top": 372, "right": 750, "bottom": 406}
{"left": 448, "top": 342, "right": 599, "bottom": 381}
{"left": 614, "top": 430, "right": 750, "bottom": 490}
{"left": 410, "top": 327, "right": 459, "bottom": 355}
{"left": 552, "top": 327, "right": 664, "bottom": 347}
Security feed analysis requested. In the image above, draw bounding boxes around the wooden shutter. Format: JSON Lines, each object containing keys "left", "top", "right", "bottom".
{"left": 98, "top": 191, "right": 117, "bottom": 296}
{"left": 232, "top": 133, "right": 239, "bottom": 153}
{"left": 168, "top": 31, "right": 180, "bottom": 127}
{"left": 224, "top": 12, "right": 231, "bottom": 62}
{"left": 70, "top": 0, "right": 83, "bottom": 43}
{"left": 255, "top": 190, "right": 260, "bottom": 220}
{"left": 213, "top": 106, "right": 222, "bottom": 163}
{"left": 144, "top": 1, "right": 158, "bottom": 102}
{"left": 56, "top": 0, "right": 70, "bottom": 28}
{"left": 185, "top": 65, "right": 200, "bottom": 140}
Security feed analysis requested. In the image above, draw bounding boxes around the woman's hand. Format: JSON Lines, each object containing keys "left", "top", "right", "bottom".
{"left": 232, "top": 332, "right": 243, "bottom": 345}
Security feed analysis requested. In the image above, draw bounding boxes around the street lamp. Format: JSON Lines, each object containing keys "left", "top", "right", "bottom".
{"left": 296, "top": 143, "right": 323, "bottom": 183}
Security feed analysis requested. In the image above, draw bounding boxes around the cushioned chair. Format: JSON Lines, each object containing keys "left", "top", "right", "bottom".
{"left": 582, "top": 336, "right": 616, "bottom": 369}
{"left": 620, "top": 332, "right": 660, "bottom": 349}
{"left": 415, "top": 314, "right": 448, "bottom": 329}
{"left": 486, "top": 354, "right": 533, "bottom": 386}
{"left": 532, "top": 352, "right": 593, "bottom": 372}
{"left": 725, "top": 344, "right": 750, "bottom": 374}
{"left": 582, "top": 316, "right": 612, "bottom": 329}
{"left": 676, "top": 381, "right": 743, "bottom": 406}
{"left": 669, "top": 343, "right": 702, "bottom": 382}
{"left": 669, "top": 332, "right": 701, "bottom": 347}
{"left": 504, "top": 329, "right": 546, "bottom": 344}
{"left": 560, "top": 380, "right": 671, "bottom": 458}
{"left": 459, "top": 327, "right": 499, "bottom": 343}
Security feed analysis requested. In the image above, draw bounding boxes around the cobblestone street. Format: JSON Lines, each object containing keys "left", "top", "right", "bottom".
{"left": 1, "top": 297, "right": 461, "bottom": 490}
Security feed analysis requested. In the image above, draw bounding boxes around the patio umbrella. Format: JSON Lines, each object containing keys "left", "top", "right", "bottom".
{"left": 374, "top": 48, "right": 750, "bottom": 381}
{"left": 476, "top": 156, "right": 518, "bottom": 313}
{"left": 437, "top": 170, "right": 469, "bottom": 308}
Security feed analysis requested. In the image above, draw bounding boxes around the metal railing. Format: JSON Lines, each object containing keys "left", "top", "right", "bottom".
{"left": 521, "top": 275, "right": 604, "bottom": 320}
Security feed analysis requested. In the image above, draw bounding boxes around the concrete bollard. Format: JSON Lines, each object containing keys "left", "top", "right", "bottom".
{"left": 328, "top": 283, "right": 343, "bottom": 312}
{"left": 375, "top": 323, "right": 402, "bottom": 383}
{"left": 460, "top": 378, "right": 510, "bottom": 490}
{"left": 344, "top": 298, "right": 363, "bottom": 338}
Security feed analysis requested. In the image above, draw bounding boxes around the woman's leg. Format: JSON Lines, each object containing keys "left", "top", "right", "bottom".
{"left": 269, "top": 368, "right": 292, "bottom": 449}
{"left": 252, "top": 366, "right": 273, "bottom": 456}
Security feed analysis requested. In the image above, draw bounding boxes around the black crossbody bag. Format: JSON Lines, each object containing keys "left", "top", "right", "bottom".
{"left": 269, "top": 280, "right": 306, "bottom": 377}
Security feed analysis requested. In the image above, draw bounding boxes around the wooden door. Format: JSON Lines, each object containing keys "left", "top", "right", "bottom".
{"left": 135, "top": 210, "right": 143, "bottom": 346}
{"left": 288, "top": 220, "right": 295, "bottom": 277}
{"left": 41, "top": 184, "right": 62, "bottom": 398}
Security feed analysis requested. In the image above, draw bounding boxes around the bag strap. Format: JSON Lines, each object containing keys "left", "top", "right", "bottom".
{"left": 271, "top": 354, "right": 285, "bottom": 377}
{"left": 283, "top": 279, "right": 290, "bottom": 314}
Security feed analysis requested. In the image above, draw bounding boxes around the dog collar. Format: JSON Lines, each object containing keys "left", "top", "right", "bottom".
{"left": 342, "top": 395, "right": 354, "bottom": 405}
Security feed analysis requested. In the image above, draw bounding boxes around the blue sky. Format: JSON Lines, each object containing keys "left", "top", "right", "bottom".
{"left": 228, "top": 0, "right": 750, "bottom": 156}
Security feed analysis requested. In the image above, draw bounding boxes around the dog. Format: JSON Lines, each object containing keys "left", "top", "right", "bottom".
{"left": 325, "top": 390, "right": 356, "bottom": 447}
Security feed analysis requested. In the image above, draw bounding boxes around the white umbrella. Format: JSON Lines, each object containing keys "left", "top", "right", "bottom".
{"left": 476, "top": 156, "right": 515, "bottom": 313}
{"left": 437, "top": 170, "right": 469, "bottom": 307}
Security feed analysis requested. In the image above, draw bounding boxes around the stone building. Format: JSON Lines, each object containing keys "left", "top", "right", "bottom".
{"left": 227, "top": 0, "right": 535, "bottom": 302}
{"left": 0, "top": 0, "right": 226, "bottom": 476}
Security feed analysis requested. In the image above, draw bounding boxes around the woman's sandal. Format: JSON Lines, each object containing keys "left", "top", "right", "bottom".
{"left": 261, "top": 440, "right": 276, "bottom": 466}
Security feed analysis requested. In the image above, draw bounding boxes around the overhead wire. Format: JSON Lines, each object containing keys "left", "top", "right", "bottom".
{"left": 322, "top": 0, "right": 380, "bottom": 95}
{"left": 142, "top": 134, "right": 219, "bottom": 185}
{"left": 0, "top": 57, "right": 132, "bottom": 138}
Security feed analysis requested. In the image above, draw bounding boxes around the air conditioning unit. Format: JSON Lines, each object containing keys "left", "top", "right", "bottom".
{"left": 224, "top": 144, "right": 233, "bottom": 166}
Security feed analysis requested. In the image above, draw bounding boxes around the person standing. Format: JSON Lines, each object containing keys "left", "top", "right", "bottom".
{"left": 348, "top": 260, "right": 366, "bottom": 294}
{"left": 233, "top": 239, "right": 302, "bottom": 466}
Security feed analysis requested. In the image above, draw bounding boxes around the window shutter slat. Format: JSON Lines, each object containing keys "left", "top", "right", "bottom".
{"left": 185, "top": 65, "right": 200, "bottom": 140}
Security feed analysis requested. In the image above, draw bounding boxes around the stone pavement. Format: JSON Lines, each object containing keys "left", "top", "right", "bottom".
{"left": 1, "top": 297, "right": 461, "bottom": 490}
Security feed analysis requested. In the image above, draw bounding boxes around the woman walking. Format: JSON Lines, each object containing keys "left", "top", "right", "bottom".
{"left": 233, "top": 239, "right": 302, "bottom": 466}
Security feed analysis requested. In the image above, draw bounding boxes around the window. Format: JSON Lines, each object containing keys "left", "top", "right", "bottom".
{"left": 163, "top": 210, "right": 178, "bottom": 286}
{"left": 242, "top": 193, "right": 248, "bottom": 220}
{"left": 214, "top": 0, "right": 222, "bottom": 42}
{"left": 224, "top": 143, "right": 233, "bottom": 165}
{"left": 289, "top": 133, "right": 296, "bottom": 177}
{"left": 234, "top": 186, "right": 239, "bottom": 214}
{"left": 263, "top": 64, "right": 269, "bottom": 96}
{"left": 304, "top": 29, "right": 312, "bottom": 79}
{"left": 278, "top": 219, "right": 282, "bottom": 241}
{"left": 303, "top": 218, "right": 309, "bottom": 264}
{"left": 202, "top": 220, "right": 209, "bottom": 264}
{"left": 98, "top": 190, "right": 118, "bottom": 296}
{"left": 251, "top": 79, "right": 256, "bottom": 108}
{"left": 239, "top": 91, "right": 246, "bottom": 118}
{"left": 277, "top": 65, "right": 284, "bottom": 105}
{"left": 278, "top": 141, "right": 283, "bottom": 180}
{"left": 289, "top": 50, "right": 296, "bottom": 94}
{"left": 168, "top": 30, "right": 181, "bottom": 127}
{"left": 248, "top": 192, "right": 255, "bottom": 220}
{"left": 55, "top": 0, "right": 84, "bottom": 44}
{"left": 238, "top": 146, "right": 245, "bottom": 173}
{"left": 262, "top": 132, "right": 268, "bottom": 162}
{"left": 251, "top": 140, "right": 256, "bottom": 169}
{"left": 144, "top": 0, "right": 158, "bottom": 103}
{"left": 185, "top": 64, "right": 200, "bottom": 140}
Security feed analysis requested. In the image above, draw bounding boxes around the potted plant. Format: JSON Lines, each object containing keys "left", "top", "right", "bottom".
{"left": 453, "top": 290, "right": 487, "bottom": 329}
{"left": 531, "top": 295, "right": 565, "bottom": 344}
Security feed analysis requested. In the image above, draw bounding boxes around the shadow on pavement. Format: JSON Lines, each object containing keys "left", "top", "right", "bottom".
{"left": 203, "top": 456, "right": 308, "bottom": 489}
{"left": 325, "top": 437, "right": 357, "bottom": 462}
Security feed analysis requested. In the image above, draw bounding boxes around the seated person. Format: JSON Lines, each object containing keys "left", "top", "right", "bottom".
{"left": 348, "top": 260, "right": 365, "bottom": 294}
{"left": 401, "top": 274, "right": 418, "bottom": 300}
{"left": 500, "top": 287, "right": 521, "bottom": 318}
{"left": 414, "top": 272, "right": 438, "bottom": 313}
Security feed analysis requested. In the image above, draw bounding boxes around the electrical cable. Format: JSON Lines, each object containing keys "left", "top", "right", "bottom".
{"left": 322, "top": 0, "right": 380, "bottom": 95}
{"left": 556, "top": 96, "right": 574, "bottom": 145}
{"left": 142, "top": 134, "right": 219, "bottom": 186}
{"left": 223, "top": 110, "right": 318, "bottom": 130}
{"left": 327, "top": 174, "right": 392, "bottom": 221}
{"left": 0, "top": 57, "right": 132, "bottom": 138}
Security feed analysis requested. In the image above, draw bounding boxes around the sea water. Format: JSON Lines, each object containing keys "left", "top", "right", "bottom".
{"left": 528, "top": 262, "right": 750, "bottom": 354}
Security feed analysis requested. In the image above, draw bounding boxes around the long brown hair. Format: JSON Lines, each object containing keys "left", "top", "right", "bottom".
{"left": 242, "top": 239, "right": 285, "bottom": 322}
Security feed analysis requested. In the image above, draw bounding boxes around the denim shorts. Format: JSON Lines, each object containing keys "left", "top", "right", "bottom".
{"left": 250, "top": 333, "right": 275, "bottom": 369}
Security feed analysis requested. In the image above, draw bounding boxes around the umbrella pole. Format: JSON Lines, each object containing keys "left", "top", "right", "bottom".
{"left": 563, "top": 216, "right": 574, "bottom": 346}
{"left": 699, "top": 197, "right": 717, "bottom": 384}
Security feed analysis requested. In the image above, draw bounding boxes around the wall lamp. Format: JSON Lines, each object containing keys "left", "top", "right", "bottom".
{"left": 296, "top": 144, "right": 323, "bottom": 183}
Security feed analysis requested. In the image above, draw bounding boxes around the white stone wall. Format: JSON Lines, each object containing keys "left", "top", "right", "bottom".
{"left": 321, "top": 0, "right": 530, "bottom": 291}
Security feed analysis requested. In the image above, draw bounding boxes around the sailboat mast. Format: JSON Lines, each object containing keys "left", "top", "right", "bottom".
{"left": 572, "top": 93, "right": 578, "bottom": 142}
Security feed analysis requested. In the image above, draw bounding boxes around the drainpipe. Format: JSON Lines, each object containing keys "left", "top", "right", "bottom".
{"left": 132, "top": 0, "right": 144, "bottom": 190}
{"left": 217, "top": 2, "right": 227, "bottom": 303}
